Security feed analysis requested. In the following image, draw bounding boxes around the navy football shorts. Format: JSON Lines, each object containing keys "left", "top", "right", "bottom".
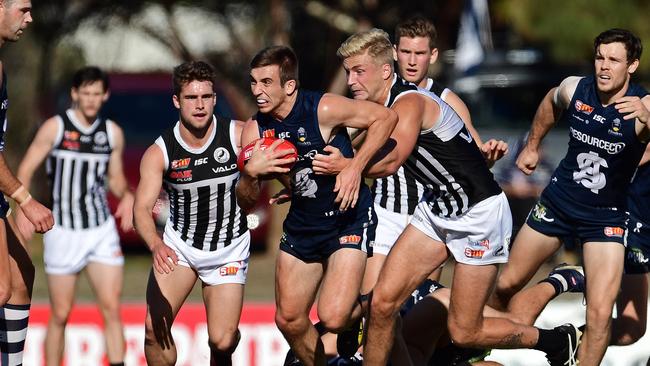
{"left": 526, "top": 192, "right": 626, "bottom": 246}
{"left": 625, "top": 214, "right": 650, "bottom": 274}
{"left": 280, "top": 205, "right": 376, "bottom": 263}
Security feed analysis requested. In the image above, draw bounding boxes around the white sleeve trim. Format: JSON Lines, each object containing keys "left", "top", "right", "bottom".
{"left": 52, "top": 115, "right": 65, "bottom": 147}
{"left": 553, "top": 76, "right": 582, "bottom": 110}
{"left": 154, "top": 137, "right": 169, "bottom": 172}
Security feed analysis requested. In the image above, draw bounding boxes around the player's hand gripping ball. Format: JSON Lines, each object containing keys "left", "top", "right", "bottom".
{"left": 237, "top": 137, "right": 298, "bottom": 173}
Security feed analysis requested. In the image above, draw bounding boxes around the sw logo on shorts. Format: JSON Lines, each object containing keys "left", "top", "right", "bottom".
{"left": 339, "top": 235, "right": 361, "bottom": 245}
{"left": 464, "top": 239, "right": 490, "bottom": 259}
{"left": 531, "top": 203, "right": 554, "bottom": 223}
{"left": 604, "top": 226, "right": 624, "bottom": 238}
{"left": 219, "top": 261, "right": 244, "bottom": 276}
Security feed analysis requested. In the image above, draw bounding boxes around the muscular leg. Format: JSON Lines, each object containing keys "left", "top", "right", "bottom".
{"left": 490, "top": 224, "right": 561, "bottom": 311}
{"left": 447, "top": 263, "right": 538, "bottom": 349}
{"left": 5, "top": 215, "right": 34, "bottom": 304}
{"left": 611, "top": 273, "right": 648, "bottom": 345}
{"left": 0, "top": 216, "right": 34, "bottom": 364}
{"left": 360, "top": 253, "right": 385, "bottom": 298}
{"left": 0, "top": 220, "right": 11, "bottom": 304}
{"left": 318, "top": 248, "right": 366, "bottom": 331}
{"left": 203, "top": 283, "right": 244, "bottom": 365}
{"left": 364, "top": 225, "right": 448, "bottom": 365}
{"left": 578, "top": 242, "right": 624, "bottom": 365}
{"left": 44, "top": 273, "right": 78, "bottom": 366}
{"left": 144, "top": 266, "right": 197, "bottom": 366}
{"left": 274, "top": 251, "right": 324, "bottom": 366}
{"left": 86, "top": 262, "right": 125, "bottom": 364}
{"left": 506, "top": 282, "right": 558, "bottom": 326}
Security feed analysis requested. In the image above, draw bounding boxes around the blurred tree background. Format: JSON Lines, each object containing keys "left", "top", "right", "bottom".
{"left": 3, "top": 0, "right": 650, "bottom": 164}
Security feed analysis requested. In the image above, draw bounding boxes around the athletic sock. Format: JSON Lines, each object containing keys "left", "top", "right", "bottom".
{"left": 538, "top": 276, "right": 564, "bottom": 298}
{"left": 0, "top": 304, "right": 30, "bottom": 366}
{"left": 533, "top": 328, "right": 565, "bottom": 354}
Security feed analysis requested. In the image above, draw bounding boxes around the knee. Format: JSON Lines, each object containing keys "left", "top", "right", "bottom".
{"left": 99, "top": 299, "right": 122, "bottom": 323}
{"left": 369, "top": 290, "right": 400, "bottom": 321}
{"left": 144, "top": 315, "right": 173, "bottom": 350}
{"left": 447, "top": 319, "right": 480, "bottom": 348}
{"left": 619, "top": 323, "right": 646, "bottom": 346}
{"left": 492, "top": 277, "right": 520, "bottom": 309}
{"left": 586, "top": 305, "right": 615, "bottom": 326}
{"left": 49, "top": 305, "right": 73, "bottom": 326}
{"left": 275, "top": 311, "right": 310, "bottom": 338}
{"left": 0, "top": 284, "right": 11, "bottom": 306}
{"left": 318, "top": 314, "right": 349, "bottom": 334}
{"left": 208, "top": 328, "right": 240, "bottom": 354}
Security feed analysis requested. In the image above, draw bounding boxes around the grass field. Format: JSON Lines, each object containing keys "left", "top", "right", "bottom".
{"left": 28, "top": 197, "right": 576, "bottom": 305}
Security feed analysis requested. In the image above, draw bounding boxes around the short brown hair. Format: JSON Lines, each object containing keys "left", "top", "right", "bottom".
{"left": 172, "top": 61, "right": 216, "bottom": 96}
{"left": 395, "top": 15, "right": 437, "bottom": 50}
{"left": 250, "top": 46, "right": 299, "bottom": 87}
{"left": 337, "top": 28, "right": 394, "bottom": 67}
{"left": 594, "top": 28, "right": 643, "bottom": 64}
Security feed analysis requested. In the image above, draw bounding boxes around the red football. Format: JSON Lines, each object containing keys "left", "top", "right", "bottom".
{"left": 237, "top": 137, "right": 298, "bottom": 173}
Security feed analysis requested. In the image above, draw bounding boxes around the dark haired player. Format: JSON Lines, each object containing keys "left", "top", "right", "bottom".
{"left": 17, "top": 66, "right": 132, "bottom": 366}
{"left": 135, "top": 61, "right": 250, "bottom": 366}
{"left": 491, "top": 28, "right": 650, "bottom": 366}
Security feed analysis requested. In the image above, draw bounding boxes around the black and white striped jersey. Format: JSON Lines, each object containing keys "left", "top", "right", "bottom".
{"left": 156, "top": 116, "right": 248, "bottom": 252}
{"left": 406, "top": 90, "right": 502, "bottom": 217}
{"left": 372, "top": 75, "right": 427, "bottom": 215}
{"left": 46, "top": 109, "right": 113, "bottom": 229}
{"left": 424, "top": 77, "right": 449, "bottom": 100}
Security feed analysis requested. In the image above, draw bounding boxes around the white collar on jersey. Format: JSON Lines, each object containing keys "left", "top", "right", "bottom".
{"left": 66, "top": 108, "right": 101, "bottom": 134}
{"left": 173, "top": 115, "right": 217, "bottom": 154}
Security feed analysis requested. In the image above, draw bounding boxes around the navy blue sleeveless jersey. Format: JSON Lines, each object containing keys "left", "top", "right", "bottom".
{"left": 544, "top": 75, "right": 648, "bottom": 209}
{"left": 255, "top": 89, "right": 373, "bottom": 230}
{"left": 629, "top": 162, "right": 650, "bottom": 221}
{"left": 0, "top": 72, "right": 11, "bottom": 217}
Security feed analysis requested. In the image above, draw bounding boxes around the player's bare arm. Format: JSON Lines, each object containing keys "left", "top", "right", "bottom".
{"left": 517, "top": 76, "right": 580, "bottom": 175}
{"left": 363, "top": 93, "right": 424, "bottom": 177}
{"left": 106, "top": 122, "right": 134, "bottom": 232}
{"left": 14, "top": 117, "right": 58, "bottom": 238}
{"left": 134, "top": 144, "right": 178, "bottom": 274}
{"left": 318, "top": 93, "right": 398, "bottom": 209}
{"left": 623, "top": 95, "right": 650, "bottom": 141}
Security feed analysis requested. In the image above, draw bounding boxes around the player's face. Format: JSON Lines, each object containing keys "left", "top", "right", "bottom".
{"left": 394, "top": 36, "right": 437, "bottom": 85}
{"left": 173, "top": 80, "right": 216, "bottom": 130}
{"left": 71, "top": 81, "right": 108, "bottom": 121}
{"left": 343, "top": 51, "right": 389, "bottom": 103}
{"left": 250, "top": 65, "right": 289, "bottom": 114}
{"left": 0, "top": 0, "right": 32, "bottom": 43}
{"left": 594, "top": 42, "right": 638, "bottom": 94}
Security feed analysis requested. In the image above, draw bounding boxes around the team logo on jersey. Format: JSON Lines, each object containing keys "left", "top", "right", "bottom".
{"left": 604, "top": 226, "right": 624, "bottom": 238}
{"left": 339, "top": 235, "right": 361, "bottom": 245}
{"left": 171, "top": 158, "right": 191, "bottom": 169}
{"left": 297, "top": 127, "right": 309, "bottom": 145}
{"left": 213, "top": 147, "right": 230, "bottom": 163}
{"left": 170, "top": 170, "right": 192, "bottom": 181}
{"left": 1, "top": 100, "right": 7, "bottom": 110}
{"left": 575, "top": 100, "right": 594, "bottom": 115}
{"left": 531, "top": 203, "right": 554, "bottom": 223}
{"left": 94, "top": 131, "right": 108, "bottom": 145}
{"left": 608, "top": 118, "right": 623, "bottom": 137}
{"left": 262, "top": 129, "right": 275, "bottom": 138}
{"left": 64, "top": 130, "right": 80, "bottom": 141}
{"left": 293, "top": 167, "right": 318, "bottom": 198}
